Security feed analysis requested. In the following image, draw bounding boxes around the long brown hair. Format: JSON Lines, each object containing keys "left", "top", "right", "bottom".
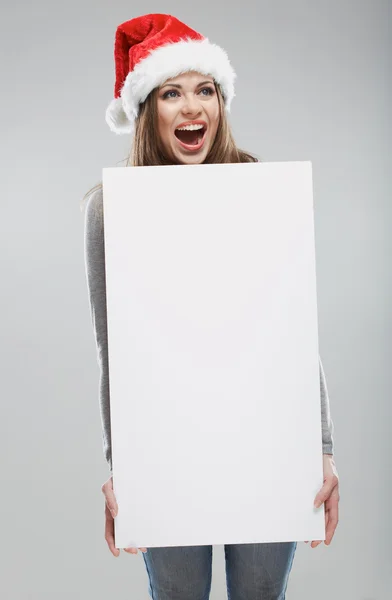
{"left": 81, "top": 82, "right": 259, "bottom": 208}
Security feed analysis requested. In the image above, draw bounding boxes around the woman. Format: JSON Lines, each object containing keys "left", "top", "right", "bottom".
{"left": 83, "top": 13, "right": 340, "bottom": 600}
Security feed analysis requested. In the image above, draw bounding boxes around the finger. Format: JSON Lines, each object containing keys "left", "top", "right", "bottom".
{"left": 124, "top": 546, "right": 148, "bottom": 554}
{"left": 105, "top": 513, "right": 120, "bottom": 557}
{"left": 102, "top": 479, "right": 118, "bottom": 518}
{"left": 310, "top": 492, "right": 332, "bottom": 549}
{"left": 314, "top": 476, "right": 338, "bottom": 508}
{"left": 105, "top": 502, "right": 117, "bottom": 522}
{"left": 314, "top": 481, "right": 332, "bottom": 508}
{"left": 325, "top": 489, "right": 339, "bottom": 545}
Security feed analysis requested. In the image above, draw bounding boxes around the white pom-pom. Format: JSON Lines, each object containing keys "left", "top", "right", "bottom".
{"left": 105, "top": 97, "right": 135, "bottom": 135}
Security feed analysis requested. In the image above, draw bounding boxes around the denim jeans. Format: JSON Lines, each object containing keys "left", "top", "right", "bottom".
{"left": 142, "top": 541, "right": 297, "bottom": 600}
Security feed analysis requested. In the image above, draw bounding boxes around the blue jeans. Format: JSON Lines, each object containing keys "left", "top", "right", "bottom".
{"left": 142, "top": 541, "right": 297, "bottom": 599}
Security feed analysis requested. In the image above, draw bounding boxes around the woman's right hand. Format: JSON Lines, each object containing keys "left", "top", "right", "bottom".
{"left": 101, "top": 476, "right": 147, "bottom": 557}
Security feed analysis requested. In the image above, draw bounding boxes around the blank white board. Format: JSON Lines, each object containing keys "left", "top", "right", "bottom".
{"left": 102, "top": 161, "right": 325, "bottom": 549}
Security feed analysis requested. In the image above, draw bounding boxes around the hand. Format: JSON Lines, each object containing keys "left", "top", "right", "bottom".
{"left": 101, "top": 476, "right": 148, "bottom": 557}
{"left": 305, "top": 454, "right": 340, "bottom": 548}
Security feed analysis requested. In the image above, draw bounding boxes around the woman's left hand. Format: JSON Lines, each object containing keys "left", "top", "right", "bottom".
{"left": 305, "top": 453, "right": 340, "bottom": 548}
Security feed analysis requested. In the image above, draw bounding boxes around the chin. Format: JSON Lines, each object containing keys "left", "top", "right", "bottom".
{"left": 173, "top": 148, "right": 209, "bottom": 165}
{"left": 179, "top": 155, "right": 206, "bottom": 165}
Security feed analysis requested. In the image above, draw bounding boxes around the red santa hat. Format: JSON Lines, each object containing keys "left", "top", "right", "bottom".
{"left": 105, "top": 14, "right": 236, "bottom": 135}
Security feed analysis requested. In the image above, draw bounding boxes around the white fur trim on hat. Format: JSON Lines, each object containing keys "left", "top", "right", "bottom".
{"left": 105, "top": 37, "right": 236, "bottom": 135}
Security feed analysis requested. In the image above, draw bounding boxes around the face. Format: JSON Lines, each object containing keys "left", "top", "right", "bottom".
{"left": 156, "top": 71, "right": 220, "bottom": 164}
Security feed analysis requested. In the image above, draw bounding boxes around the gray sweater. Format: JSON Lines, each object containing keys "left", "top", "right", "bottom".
{"left": 83, "top": 186, "right": 334, "bottom": 474}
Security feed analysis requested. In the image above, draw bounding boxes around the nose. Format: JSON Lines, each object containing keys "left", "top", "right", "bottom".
{"left": 181, "top": 93, "right": 202, "bottom": 117}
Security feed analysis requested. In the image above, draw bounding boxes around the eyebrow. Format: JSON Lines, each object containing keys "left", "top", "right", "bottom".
{"left": 160, "top": 80, "right": 214, "bottom": 90}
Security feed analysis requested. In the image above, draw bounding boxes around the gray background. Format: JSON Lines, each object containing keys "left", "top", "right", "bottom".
{"left": 1, "top": 0, "right": 390, "bottom": 598}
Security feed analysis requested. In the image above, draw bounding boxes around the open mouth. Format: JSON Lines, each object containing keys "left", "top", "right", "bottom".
{"left": 174, "top": 123, "right": 207, "bottom": 150}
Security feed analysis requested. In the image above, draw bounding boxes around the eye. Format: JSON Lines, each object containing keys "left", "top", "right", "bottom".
{"left": 199, "top": 87, "right": 214, "bottom": 96}
{"left": 162, "top": 89, "right": 179, "bottom": 99}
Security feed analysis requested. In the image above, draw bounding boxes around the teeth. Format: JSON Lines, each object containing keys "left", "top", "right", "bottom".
{"left": 176, "top": 124, "right": 204, "bottom": 131}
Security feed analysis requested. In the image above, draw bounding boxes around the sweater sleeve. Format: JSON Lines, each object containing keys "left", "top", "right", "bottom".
{"left": 83, "top": 187, "right": 113, "bottom": 475}
{"left": 319, "top": 355, "right": 334, "bottom": 455}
